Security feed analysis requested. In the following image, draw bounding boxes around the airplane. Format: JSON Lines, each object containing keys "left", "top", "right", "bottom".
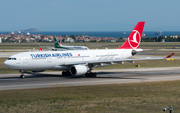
{"left": 52, "top": 36, "right": 89, "bottom": 50}
{"left": 4, "top": 21, "right": 174, "bottom": 79}
{"left": 39, "top": 36, "right": 89, "bottom": 51}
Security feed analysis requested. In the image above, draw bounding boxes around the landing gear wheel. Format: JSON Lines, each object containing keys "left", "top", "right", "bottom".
{"left": 62, "top": 71, "right": 71, "bottom": 76}
{"left": 62, "top": 71, "right": 66, "bottom": 76}
{"left": 92, "top": 73, "right": 97, "bottom": 77}
{"left": 20, "top": 75, "right": 25, "bottom": 79}
{"left": 19, "top": 70, "right": 25, "bottom": 79}
{"left": 85, "top": 72, "right": 97, "bottom": 77}
{"left": 85, "top": 73, "right": 88, "bottom": 77}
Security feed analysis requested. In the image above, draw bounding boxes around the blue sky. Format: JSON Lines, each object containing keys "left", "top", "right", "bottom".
{"left": 0, "top": 0, "right": 179, "bottom": 31}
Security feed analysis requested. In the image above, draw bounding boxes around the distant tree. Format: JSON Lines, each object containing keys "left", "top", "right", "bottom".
{"left": 38, "top": 39, "right": 42, "bottom": 42}
{"left": 151, "top": 37, "right": 157, "bottom": 42}
{"left": 70, "top": 35, "right": 77, "bottom": 40}
{"left": 6, "top": 37, "right": 13, "bottom": 42}
{"left": 21, "top": 39, "right": 27, "bottom": 43}
{"left": 141, "top": 37, "right": 153, "bottom": 42}
{"left": 157, "top": 36, "right": 164, "bottom": 42}
{"left": 41, "top": 35, "right": 45, "bottom": 39}
{"left": 62, "top": 35, "right": 67, "bottom": 38}
{"left": 99, "top": 40, "right": 106, "bottom": 42}
{"left": 62, "top": 39, "right": 65, "bottom": 42}
{"left": 90, "top": 40, "right": 97, "bottom": 42}
{"left": 177, "top": 36, "right": 180, "bottom": 42}
{"left": 2, "top": 38, "right": 6, "bottom": 42}
{"left": 117, "top": 37, "right": 124, "bottom": 42}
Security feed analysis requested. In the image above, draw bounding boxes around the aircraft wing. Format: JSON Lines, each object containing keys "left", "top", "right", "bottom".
{"left": 39, "top": 45, "right": 70, "bottom": 51}
{"left": 59, "top": 53, "right": 174, "bottom": 66}
{"left": 39, "top": 44, "right": 53, "bottom": 49}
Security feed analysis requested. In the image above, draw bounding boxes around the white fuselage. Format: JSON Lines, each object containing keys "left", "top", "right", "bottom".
{"left": 4, "top": 49, "right": 133, "bottom": 71}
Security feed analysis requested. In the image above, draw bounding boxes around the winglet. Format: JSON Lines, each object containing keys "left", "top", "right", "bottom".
{"left": 166, "top": 53, "right": 175, "bottom": 58}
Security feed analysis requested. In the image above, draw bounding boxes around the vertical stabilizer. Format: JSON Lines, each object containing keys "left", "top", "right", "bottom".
{"left": 118, "top": 22, "right": 145, "bottom": 49}
{"left": 53, "top": 36, "right": 61, "bottom": 48}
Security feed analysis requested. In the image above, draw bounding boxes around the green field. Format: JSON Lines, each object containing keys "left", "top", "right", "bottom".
{"left": 0, "top": 80, "right": 179, "bottom": 113}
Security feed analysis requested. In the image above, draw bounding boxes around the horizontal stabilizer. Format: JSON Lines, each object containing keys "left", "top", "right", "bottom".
{"left": 166, "top": 53, "right": 175, "bottom": 58}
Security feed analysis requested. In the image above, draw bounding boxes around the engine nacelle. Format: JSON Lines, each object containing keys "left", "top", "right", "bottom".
{"left": 70, "top": 65, "right": 89, "bottom": 76}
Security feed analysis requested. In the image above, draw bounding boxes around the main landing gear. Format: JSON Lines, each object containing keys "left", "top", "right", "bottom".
{"left": 62, "top": 71, "right": 71, "bottom": 76}
{"left": 85, "top": 72, "right": 97, "bottom": 77}
{"left": 62, "top": 71, "right": 97, "bottom": 77}
{"left": 20, "top": 75, "right": 25, "bottom": 79}
{"left": 85, "top": 66, "right": 97, "bottom": 77}
{"left": 19, "top": 70, "right": 25, "bottom": 79}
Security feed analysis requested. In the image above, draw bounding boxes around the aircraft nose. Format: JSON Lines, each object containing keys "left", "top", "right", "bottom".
{"left": 4, "top": 60, "right": 13, "bottom": 68}
{"left": 4, "top": 60, "right": 10, "bottom": 67}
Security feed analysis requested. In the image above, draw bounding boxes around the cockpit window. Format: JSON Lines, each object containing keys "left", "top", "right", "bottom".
{"left": 7, "top": 58, "right": 17, "bottom": 60}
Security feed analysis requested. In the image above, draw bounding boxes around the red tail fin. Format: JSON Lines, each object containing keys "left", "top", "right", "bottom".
{"left": 118, "top": 21, "right": 145, "bottom": 49}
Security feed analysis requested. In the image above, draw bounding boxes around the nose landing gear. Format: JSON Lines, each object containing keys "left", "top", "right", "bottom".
{"left": 20, "top": 75, "right": 25, "bottom": 79}
{"left": 19, "top": 70, "right": 25, "bottom": 79}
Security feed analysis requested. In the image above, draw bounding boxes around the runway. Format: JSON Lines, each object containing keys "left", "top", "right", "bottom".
{"left": 0, "top": 67, "right": 180, "bottom": 90}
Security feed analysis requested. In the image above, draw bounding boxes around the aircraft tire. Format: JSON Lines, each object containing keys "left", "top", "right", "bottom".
{"left": 85, "top": 73, "right": 91, "bottom": 77}
{"left": 20, "top": 75, "right": 25, "bottom": 79}
{"left": 85, "top": 73, "right": 97, "bottom": 77}
{"left": 93, "top": 73, "right": 97, "bottom": 77}
{"left": 62, "top": 71, "right": 70, "bottom": 76}
{"left": 62, "top": 71, "right": 66, "bottom": 76}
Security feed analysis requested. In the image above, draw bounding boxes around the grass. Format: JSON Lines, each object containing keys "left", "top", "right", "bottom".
{"left": 0, "top": 80, "right": 180, "bottom": 112}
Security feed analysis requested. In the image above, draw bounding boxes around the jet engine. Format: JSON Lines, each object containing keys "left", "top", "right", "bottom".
{"left": 70, "top": 65, "right": 89, "bottom": 76}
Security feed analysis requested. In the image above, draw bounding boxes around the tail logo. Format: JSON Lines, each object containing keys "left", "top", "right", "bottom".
{"left": 128, "top": 30, "right": 140, "bottom": 49}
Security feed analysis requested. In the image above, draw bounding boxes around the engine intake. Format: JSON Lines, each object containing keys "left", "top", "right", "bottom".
{"left": 70, "top": 65, "right": 89, "bottom": 76}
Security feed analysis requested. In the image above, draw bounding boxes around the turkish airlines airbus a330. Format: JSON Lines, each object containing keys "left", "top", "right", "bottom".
{"left": 4, "top": 22, "right": 174, "bottom": 79}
